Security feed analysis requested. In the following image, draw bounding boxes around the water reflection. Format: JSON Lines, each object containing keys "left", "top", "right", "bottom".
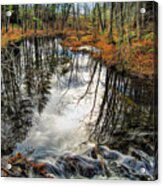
{"left": 1, "top": 36, "right": 157, "bottom": 179}
{"left": 88, "top": 65, "right": 156, "bottom": 156}
{"left": 1, "top": 37, "right": 72, "bottom": 154}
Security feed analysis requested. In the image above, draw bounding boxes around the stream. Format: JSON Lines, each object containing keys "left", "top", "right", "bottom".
{"left": 1, "top": 37, "right": 157, "bottom": 180}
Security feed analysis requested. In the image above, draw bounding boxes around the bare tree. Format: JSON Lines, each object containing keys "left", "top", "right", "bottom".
{"left": 97, "top": 3, "right": 104, "bottom": 32}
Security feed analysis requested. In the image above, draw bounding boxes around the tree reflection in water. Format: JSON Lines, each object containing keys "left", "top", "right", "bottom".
{"left": 1, "top": 37, "right": 157, "bottom": 162}
{"left": 87, "top": 65, "right": 156, "bottom": 156}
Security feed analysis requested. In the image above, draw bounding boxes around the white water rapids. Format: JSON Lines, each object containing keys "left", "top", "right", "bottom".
{"left": 18, "top": 52, "right": 105, "bottom": 160}
{"left": 1, "top": 38, "right": 156, "bottom": 180}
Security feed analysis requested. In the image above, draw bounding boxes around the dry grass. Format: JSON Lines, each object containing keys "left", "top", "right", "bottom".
{"left": 1, "top": 27, "right": 66, "bottom": 48}
{"left": 1, "top": 26, "right": 156, "bottom": 76}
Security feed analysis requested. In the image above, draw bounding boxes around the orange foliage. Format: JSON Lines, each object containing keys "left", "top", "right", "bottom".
{"left": 6, "top": 152, "right": 53, "bottom": 178}
{"left": 1, "top": 27, "right": 67, "bottom": 48}
{"left": 1, "top": 26, "right": 156, "bottom": 76}
{"left": 127, "top": 39, "right": 155, "bottom": 75}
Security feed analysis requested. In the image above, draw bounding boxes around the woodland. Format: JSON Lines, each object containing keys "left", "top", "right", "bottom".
{"left": 1, "top": 2, "right": 157, "bottom": 76}
{"left": 1, "top": 2, "right": 158, "bottom": 179}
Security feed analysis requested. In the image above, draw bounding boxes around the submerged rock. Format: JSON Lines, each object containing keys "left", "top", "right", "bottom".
{"left": 1, "top": 145, "right": 156, "bottom": 180}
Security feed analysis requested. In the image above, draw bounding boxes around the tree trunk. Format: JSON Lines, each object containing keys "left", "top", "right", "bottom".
{"left": 97, "top": 3, "right": 104, "bottom": 32}
{"left": 52, "top": 5, "right": 56, "bottom": 32}
{"left": 108, "top": 3, "right": 114, "bottom": 42}
{"left": 120, "top": 3, "right": 124, "bottom": 42}
{"left": 92, "top": 3, "right": 97, "bottom": 39}
{"left": 103, "top": 3, "right": 107, "bottom": 30}
{"left": 72, "top": 4, "right": 76, "bottom": 30}
{"left": 46, "top": 5, "right": 49, "bottom": 34}
{"left": 56, "top": 5, "right": 59, "bottom": 30}
{"left": 6, "top": 17, "right": 10, "bottom": 32}
{"left": 136, "top": 2, "right": 141, "bottom": 39}
{"left": 141, "top": 2, "right": 146, "bottom": 30}
{"left": 24, "top": 5, "right": 28, "bottom": 32}
{"left": 34, "top": 5, "right": 38, "bottom": 34}
{"left": 84, "top": 3, "right": 87, "bottom": 21}
{"left": 62, "top": 4, "right": 71, "bottom": 30}
{"left": 76, "top": 4, "right": 81, "bottom": 40}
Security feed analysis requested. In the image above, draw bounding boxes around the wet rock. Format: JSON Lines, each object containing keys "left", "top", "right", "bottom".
{"left": 1, "top": 146, "right": 156, "bottom": 180}
{"left": 55, "top": 154, "right": 105, "bottom": 178}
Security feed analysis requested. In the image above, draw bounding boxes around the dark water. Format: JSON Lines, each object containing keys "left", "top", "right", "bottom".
{"left": 1, "top": 37, "right": 157, "bottom": 180}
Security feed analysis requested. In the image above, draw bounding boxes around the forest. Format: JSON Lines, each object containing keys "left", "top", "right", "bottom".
{"left": 1, "top": 2, "right": 158, "bottom": 180}
{"left": 2, "top": 2, "right": 157, "bottom": 76}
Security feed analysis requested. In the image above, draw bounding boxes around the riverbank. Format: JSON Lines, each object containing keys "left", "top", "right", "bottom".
{"left": 1, "top": 27, "right": 66, "bottom": 48}
{"left": 1, "top": 27, "right": 157, "bottom": 77}
{"left": 61, "top": 30, "right": 157, "bottom": 78}
{"left": 1, "top": 145, "right": 156, "bottom": 180}
{"left": 1, "top": 30, "right": 157, "bottom": 180}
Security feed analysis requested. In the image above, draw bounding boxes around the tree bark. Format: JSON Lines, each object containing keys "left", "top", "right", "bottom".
{"left": 136, "top": 2, "right": 141, "bottom": 39}
{"left": 61, "top": 4, "right": 71, "bottom": 30}
{"left": 120, "top": 3, "right": 124, "bottom": 42}
{"left": 97, "top": 3, "right": 104, "bottom": 32}
{"left": 76, "top": 4, "right": 81, "bottom": 40}
{"left": 34, "top": 5, "right": 38, "bottom": 34}
{"left": 103, "top": 3, "right": 107, "bottom": 30}
{"left": 108, "top": 3, "right": 114, "bottom": 42}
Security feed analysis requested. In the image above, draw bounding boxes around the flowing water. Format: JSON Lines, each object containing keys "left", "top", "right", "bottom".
{"left": 1, "top": 37, "right": 157, "bottom": 180}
